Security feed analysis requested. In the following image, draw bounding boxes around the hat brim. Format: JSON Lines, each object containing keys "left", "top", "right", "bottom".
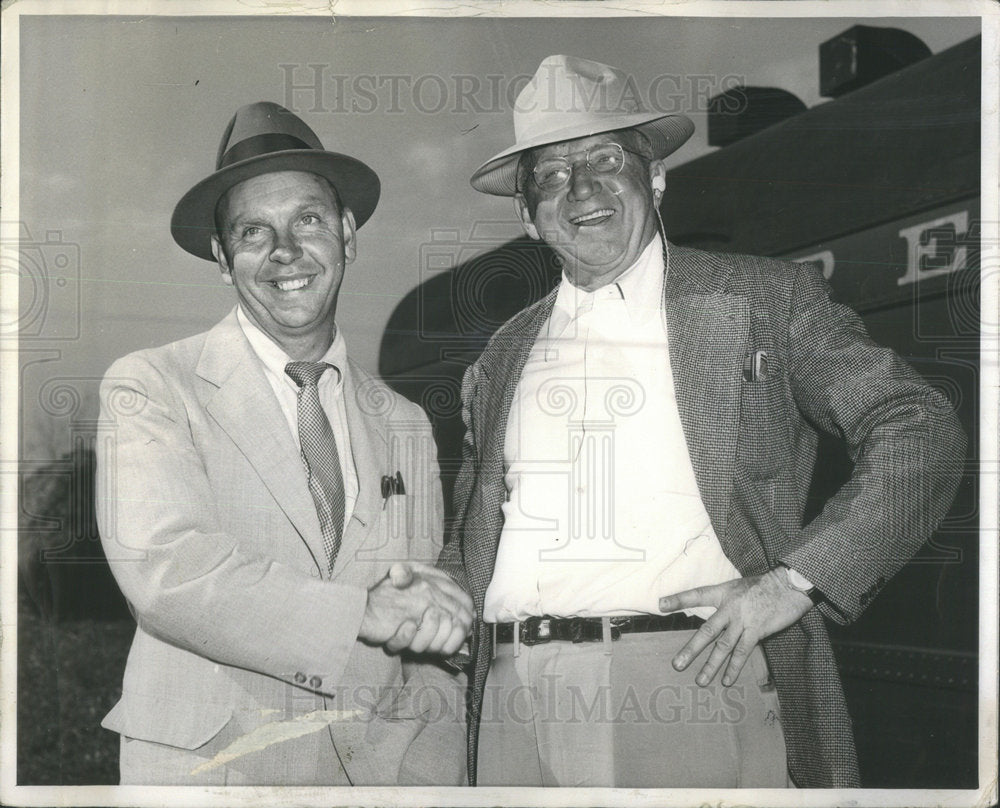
{"left": 171, "top": 150, "right": 381, "bottom": 261}
{"left": 470, "top": 112, "right": 695, "bottom": 196}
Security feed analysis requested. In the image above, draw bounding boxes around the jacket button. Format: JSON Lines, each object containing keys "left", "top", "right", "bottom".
{"left": 309, "top": 676, "right": 323, "bottom": 689}
{"left": 294, "top": 672, "right": 307, "bottom": 684}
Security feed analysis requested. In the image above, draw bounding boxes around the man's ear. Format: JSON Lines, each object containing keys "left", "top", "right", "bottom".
{"left": 210, "top": 234, "right": 234, "bottom": 286}
{"left": 341, "top": 207, "right": 358, "bottom": 264}
{"left": 649, "top": 160, "right": 667, "bottom": 201}
{"left": 513, "top": 194, "right": 540, "bottom": 240}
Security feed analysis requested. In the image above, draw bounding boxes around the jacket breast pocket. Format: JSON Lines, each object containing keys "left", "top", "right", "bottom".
{"left": 359, "top": 494, "right": 437, "bottom": 566}
{"left": 737, "top": 353, "right": 790, "bottom": 479}
{"left": 383, "top": 494, "right": 439, "bottom": 564}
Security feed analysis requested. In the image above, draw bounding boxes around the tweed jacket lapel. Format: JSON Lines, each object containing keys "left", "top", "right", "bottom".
{"left": 466, "top": 290, "right": 558, "bottom": 602}
{"left": 664, "top": 244, "right": 750, "bottom": 547}
{"left": 469, "top": 246, "right": 752, "bottom": 585}
{"left": 335, "top": 361, "right": 388, "bottom": 576}
{"left": 196, "top": 309, "right": 329, "bottom": 574}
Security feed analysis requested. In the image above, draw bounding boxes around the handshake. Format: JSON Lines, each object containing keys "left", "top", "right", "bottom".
{"left": 358, "top": 563, "right": 474, "bottom": 656}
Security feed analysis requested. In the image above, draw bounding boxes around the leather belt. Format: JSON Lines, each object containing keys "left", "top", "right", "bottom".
{"left": 494, "top": 613, "right": 706, "bottom": 646}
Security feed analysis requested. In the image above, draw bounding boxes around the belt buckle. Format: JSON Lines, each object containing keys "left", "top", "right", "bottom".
{"left": 520, "top": 617, "right": 552, "bottom": 646}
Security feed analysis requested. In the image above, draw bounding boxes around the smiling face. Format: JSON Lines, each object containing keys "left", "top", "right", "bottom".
{"left": 211, "top": 170, "right": 356, "bottom": 360}
{"left": 514, "top": 131, "right": 666, "bottom": 291}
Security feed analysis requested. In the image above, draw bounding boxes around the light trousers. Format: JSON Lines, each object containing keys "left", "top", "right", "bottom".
{"left": 477, "top": 627, "right": 790, "bottom": 788}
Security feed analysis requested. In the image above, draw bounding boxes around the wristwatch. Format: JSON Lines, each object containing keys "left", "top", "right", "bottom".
{"left": 780, "top": 565, "right": 823, "bottom": 605}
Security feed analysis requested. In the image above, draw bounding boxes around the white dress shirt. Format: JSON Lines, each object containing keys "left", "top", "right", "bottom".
{"left": 483, "top": 235, "right": 741, "bottom": 622}
{"left": 237, "top": 306, "right": 359, "bottom": 534}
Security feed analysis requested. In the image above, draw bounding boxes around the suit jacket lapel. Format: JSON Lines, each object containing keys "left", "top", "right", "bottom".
{"left": 467, "top": 292, "right": 557, "bottom": 601}
{"left": 470, "top": 247, "right": 750, "bottom": 581}
{"left": 664, "top": 245, "right": 749, "bottom": 546}
{"left": 335, "top": 361, "right": 388, "bottom": 576}
{"left": 483, "top": 291, "right": 557, "bottom": 462}
{"left": 197, "top": 309, "right": 329, "bottom": 574}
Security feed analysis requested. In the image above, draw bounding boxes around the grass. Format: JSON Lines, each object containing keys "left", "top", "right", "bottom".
{"left": 16, "top": 593, "right": 134, "bottom": 785}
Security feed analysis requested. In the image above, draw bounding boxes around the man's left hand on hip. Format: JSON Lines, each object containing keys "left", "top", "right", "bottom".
{"left": 659, "top": 568, "right": 814, "bottom": 687}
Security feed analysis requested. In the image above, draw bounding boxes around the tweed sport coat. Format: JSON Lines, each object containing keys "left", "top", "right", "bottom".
{"left": 439, "top": 243, "right": 965, "bottom": 788}
{"left": 96, "top": 308, "right": 464, "bottom": 786}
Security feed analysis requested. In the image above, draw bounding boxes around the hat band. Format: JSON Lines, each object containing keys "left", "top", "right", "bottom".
{"left": 219, "top": 133, "right": 314, "bottom": 169}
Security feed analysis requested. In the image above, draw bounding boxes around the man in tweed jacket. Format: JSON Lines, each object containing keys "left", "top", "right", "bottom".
{"left": 441, "top": 55, "right": 964, "bottom": 788}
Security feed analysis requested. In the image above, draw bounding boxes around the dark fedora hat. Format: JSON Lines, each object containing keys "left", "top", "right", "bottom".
{"left": 171, "top": 101, "right": 380, "bottom": 261}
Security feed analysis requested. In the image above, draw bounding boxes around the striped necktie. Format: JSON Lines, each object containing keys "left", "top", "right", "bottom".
{"left": 285, "top": 361, "right": 345, "bottom": 572}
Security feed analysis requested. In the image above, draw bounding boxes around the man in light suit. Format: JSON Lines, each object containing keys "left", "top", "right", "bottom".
{"left": 96, "top": 101, "right": 470, "bottom": 786}
{"left": 442, "top": 55, "right": 965, "bottom": 788}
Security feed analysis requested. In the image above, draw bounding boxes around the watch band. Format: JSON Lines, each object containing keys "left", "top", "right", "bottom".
{"left": 780, "top": 565, "right": 824, "bottom": 605}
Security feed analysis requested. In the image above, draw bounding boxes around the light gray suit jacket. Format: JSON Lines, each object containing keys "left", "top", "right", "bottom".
{"left": 97, "top": 308, "right": 465, "bottom": 786}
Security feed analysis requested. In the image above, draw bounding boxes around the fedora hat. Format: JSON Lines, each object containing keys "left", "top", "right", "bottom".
{"left": 171, "top": 101, "right": 380, "bottom": 261}
{"left": 470, "top": 55, "right": 695, "bottom": 196}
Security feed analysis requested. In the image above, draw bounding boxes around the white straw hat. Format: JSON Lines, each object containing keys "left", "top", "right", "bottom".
{"left": 471, "top": 55, "right": 695, "bottom": 196}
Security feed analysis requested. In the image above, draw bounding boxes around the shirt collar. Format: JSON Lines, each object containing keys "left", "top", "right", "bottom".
{"left": 549, "top": 234, "right": 666, "bottom": 336}
{"left": 236, "top": 306, "right": 346, "bottom": 391}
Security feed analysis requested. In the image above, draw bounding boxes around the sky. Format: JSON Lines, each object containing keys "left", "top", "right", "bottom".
{"left": 11, "top": 8, "right": 983, "bottom": 461}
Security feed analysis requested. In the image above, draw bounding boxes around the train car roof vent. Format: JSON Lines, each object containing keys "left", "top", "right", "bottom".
{"left": 820, "top": 25, "right": 931, "bottom": 98}
{"left": 707, "top": 86, "right": 806, "bottom": 147}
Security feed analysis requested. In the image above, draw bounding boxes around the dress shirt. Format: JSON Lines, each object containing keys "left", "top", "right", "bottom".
{"left": 237, "top": 307, "right": 358, "bottom": 534}
{"left": 483, "top": 235, "right": 741, "bottom": 621}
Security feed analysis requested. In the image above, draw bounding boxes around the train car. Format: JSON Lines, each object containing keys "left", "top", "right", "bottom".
{"left": 381, "top": 33, "right": 981, "bottom": 788}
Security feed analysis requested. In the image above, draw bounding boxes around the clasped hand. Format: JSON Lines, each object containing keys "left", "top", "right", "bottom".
{"left": 658, "top": 568, "right": 814, "bottom": 687}
{"left": 359, "top": 562, "right": 473, "bottom": 656}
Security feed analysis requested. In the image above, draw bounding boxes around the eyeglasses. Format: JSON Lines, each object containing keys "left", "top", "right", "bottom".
{"left": 531, "top": 143, "right": 645, "bottom": 192}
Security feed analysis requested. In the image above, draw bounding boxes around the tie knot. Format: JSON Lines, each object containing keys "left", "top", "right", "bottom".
{"left": 285, "top": 361, "right": 331, "bottom": 388}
